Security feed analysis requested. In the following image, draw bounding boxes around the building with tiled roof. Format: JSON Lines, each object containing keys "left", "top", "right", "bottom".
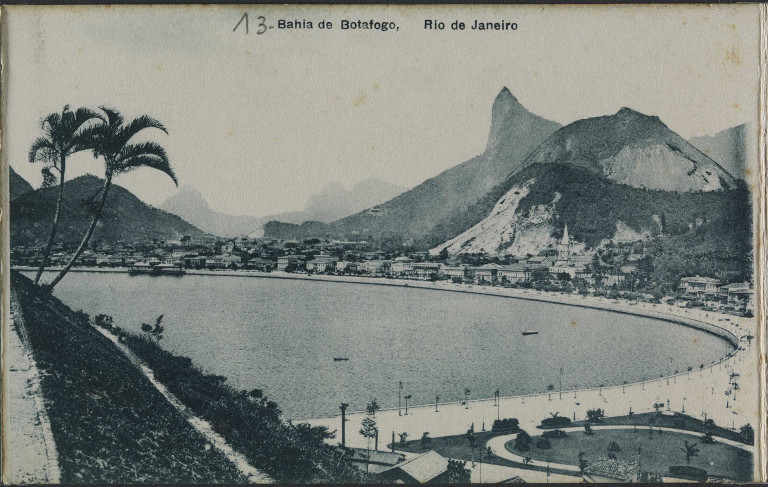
{"left": 379, "top": 450, "right": 450, "bottom": 484}
{"left": 583, "top": 458, "right": 639, "bottom": 483}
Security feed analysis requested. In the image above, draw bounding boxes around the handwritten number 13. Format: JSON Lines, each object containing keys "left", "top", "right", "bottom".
{"left": 234, "top": 13, "right": 268, "bottom": 35}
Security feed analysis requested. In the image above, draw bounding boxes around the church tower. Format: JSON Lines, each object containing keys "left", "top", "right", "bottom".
{"left": 557, "top": 224, "right": 571, "bottom": 261}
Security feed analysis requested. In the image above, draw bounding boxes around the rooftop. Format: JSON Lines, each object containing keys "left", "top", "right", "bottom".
{"left": 381, "top": 450, "right": 448, "bottom": 483}
{"left": 584, "top": 458, "right": 639, "bottom": 480}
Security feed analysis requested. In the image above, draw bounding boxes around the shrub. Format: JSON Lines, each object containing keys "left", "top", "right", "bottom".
{"left": 492, "top": 418, "right": 520, "bottom": 432}
{"left": 587, "top": 408, "right": 604, "bottom": 423}
{"left": 669, "top": 466, "right": 707, "bottom": 481}
{"left": 514, "top": 430, "right": 532, "bottom": 451}
{"left": 540, "top": 415, "right": 571, "bottom": 429}
{"left": 535, "top": 438, "right": 552, "bottom": 449}
{"left": 607, "top": 441, "right": 621, "bottom": 452}
{"left": 542, "top": 429, "right": 567, "bottom": 439}
{"left": 447, "top": 459, "right": 471, "bottom": 483}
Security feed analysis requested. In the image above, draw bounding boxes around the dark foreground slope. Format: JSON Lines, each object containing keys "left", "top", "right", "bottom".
{"left": 11, "top": 272, "right": 245, "bottom": 483}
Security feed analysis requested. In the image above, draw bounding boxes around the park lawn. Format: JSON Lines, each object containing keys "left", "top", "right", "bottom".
{"left": 393, "top": 431, "right": 575, "bottom": 477}
{"left": 512, "top": 429, "right": 752, "bottom": 482}
{"left": 569, "top": 412, "right": 751, "bottom": 445}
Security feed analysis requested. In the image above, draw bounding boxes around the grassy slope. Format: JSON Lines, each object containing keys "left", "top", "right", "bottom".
{"left": 117, "top": 332, "right": 372, "bottom": 483}
{"left": 11, "top": 272, "right": 245, "bottom": 483}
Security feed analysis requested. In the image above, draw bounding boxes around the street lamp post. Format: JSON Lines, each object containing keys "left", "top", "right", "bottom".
{"left": 398, "top": 381, "right": 403, "bottom": 416}
{"left": 559, "top": 367, "right": 563, "bottom": 400}
{"left": 340, "top": 403, "right": 349, "bottom": 447}
{"left": 404, "top": 394, "right": 412, "bottom": 415}
{"left": 435, "top": 394, "right": 439, "bottom": 413}
{"left": 682, "top": 397, "right": 686, "bottom": 413}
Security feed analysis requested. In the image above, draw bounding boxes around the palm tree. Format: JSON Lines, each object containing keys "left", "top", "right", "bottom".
{"left": 681, "top": 441, "right": 700, "bottom": 464}
{"left": 46, "top": 108, "right": 176, "bottom": 291}
{"left": 28, "top": 105, "right": 105, "bottom": 285}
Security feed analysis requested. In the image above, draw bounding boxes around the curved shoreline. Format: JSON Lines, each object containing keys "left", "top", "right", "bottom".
{"left": 18, "top": 266, "right": 744, "bottom": 408}
{"left": 19, "top": 265, "right": 742, "bottom": 349}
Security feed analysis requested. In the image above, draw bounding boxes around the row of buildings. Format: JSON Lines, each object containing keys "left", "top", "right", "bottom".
{"left": 677, "top": 276, "right": 754, "bottom": 309}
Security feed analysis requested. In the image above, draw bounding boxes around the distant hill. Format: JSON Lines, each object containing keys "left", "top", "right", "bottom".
{"left": 160, "top": 186, "right": 265, "bottom": 237}
{"left": 11, "top": 174, "right": 207, "bottom": 246}
{"left": 521, "top": 107, "right": 736, "bottom": 192}
{"left": 265, "top": 87, "right": 562, "bottom": 243}
{"left": 689, "top": 123, "right": 749, "bottom": 181}
{"left": 161, "top": 178, "right": 406, "bottom": 238}
{"left": 9, "top": 166, "right": 34, "bottom": 200}
{"left": 299, "top": 178, "right": 407, "bottom": 223}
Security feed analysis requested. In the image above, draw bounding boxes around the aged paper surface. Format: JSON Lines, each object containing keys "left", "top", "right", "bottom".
{"left": 1, "top": 4, "right": 765, "bottom": 484}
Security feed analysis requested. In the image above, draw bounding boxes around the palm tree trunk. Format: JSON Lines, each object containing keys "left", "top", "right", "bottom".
{"left": 34, "top": 157, "right": 66, "bottom": 285}
{"left": 47, "top": 176, "right": 112, "bottom": 291}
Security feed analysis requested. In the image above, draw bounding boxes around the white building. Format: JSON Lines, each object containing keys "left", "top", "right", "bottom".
{"left": 391, "top": 257, "right": 414, "bottom": 276}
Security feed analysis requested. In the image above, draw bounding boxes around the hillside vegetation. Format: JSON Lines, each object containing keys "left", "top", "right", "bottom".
{"left": 11, "top": 272, "right": 245, "bottom": 483}
{"left": 11, "top": 175, "right": 206, "bottom": 246}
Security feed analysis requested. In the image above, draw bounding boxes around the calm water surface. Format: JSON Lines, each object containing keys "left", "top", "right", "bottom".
{"left": 36, "top": 272, "right": 733, "bottom": 419}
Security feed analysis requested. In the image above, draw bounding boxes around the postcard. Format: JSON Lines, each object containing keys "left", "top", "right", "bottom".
{"left": 1, "top": 4, "right": 765, "bottom": 484}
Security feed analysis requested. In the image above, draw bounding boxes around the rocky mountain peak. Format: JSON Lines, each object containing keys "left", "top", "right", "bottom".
{"left": 486, "top": 88, "right": 561, "bottom": 160}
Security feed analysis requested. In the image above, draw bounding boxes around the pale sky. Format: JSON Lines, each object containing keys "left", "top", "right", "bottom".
{"left": 3, "top": 4, "right": 761, "bottom": 217}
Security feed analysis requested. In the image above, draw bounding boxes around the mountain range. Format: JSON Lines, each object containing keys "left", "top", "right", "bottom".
{"left": 11, "top": 175, "right": 206, "bottom": 246}
{"left": 689, "top": 123, "right": 750, "bottom": 181}
{"left": 159, "top": 178, "right": 406, "bottom": 237}
{"left": 8, "top": 87, "right": 750, "bottom": 270}
{"left": 265, "top": 88, "right": 750, "bottom": 276}
{"left": 264, "top": 88, "right": 562, "bottom": 243}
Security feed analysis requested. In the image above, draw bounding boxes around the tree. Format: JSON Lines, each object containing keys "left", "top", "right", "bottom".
{"left": 358, "top": 399, "right": 379, "bottom": 472}
{"left": 681, "top": 441, "right": 700, "bottom": 464}
{"left": 740, "top": 423, "right": 754, "bottom": 444}
{"left": 140, "top": 322, "right": 153, "bottom": 339}
{"left": 586, "top": 408, "right": 604, "bottom": 423}
{"left": 94, "top": 313, "right": 113, "bottom": 330}
{"left": 47, "top": 108, "right": 176, "bottom": 291}
{"left": 150, "top": 314, "right": 165, "bottom": 343}
{"left": 577, "top": 451, "right": 588, "bottom": 475}
{"left": 28, "top": 105, "right": 105, "bottom": 286}
{"left": 446, "top": 459, "right": 471, "bottom": 483}
{"left": 513, "top": 430, "right": 531, "bottom": 451}
{"left": 466, "top": 427, "right": 477, "bottom": 465}
{"left": 421, "top": 432, "right": 432, "bottom": 448}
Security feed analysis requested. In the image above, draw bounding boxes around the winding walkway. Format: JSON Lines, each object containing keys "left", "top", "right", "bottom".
{"left": 93, "top": 327, "right": 272, "bottom": 483}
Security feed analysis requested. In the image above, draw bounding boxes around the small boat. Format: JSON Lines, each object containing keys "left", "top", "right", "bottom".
{"left": 522, "top": 331, "right": 539, "bottom": 336}
{"left": 333, "top": 357, "right": 349, "bottom": 361}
